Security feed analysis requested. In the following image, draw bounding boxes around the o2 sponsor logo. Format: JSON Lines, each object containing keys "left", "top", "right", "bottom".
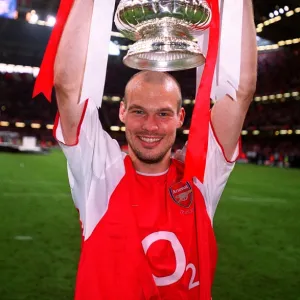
{"left": 142, "top": 231, "right": 199, "bottom": 290}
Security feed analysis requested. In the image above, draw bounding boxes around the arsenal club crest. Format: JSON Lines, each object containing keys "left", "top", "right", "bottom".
{"left": 169, "top": 181, "right": 193, "bottom": 208}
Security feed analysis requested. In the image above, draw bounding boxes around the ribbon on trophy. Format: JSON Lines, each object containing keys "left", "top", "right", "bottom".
{"left": 186, "top": 3, "right": 242, "bottom": 297}
{"left": 185, "top": 0, "right": 243, "bottom": 183}
{"left": 183, "top": 0, "right": 220, "bottom": 183}
{"left": 32, "top": 0, "right": 74, "bottom": 101}
{"left": 33, "top": 0, "right": 116, "bottom": 108}
{"left": 197, "top": 0, "right": 243, "bottom": 102}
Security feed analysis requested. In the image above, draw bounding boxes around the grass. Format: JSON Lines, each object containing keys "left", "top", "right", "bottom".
{"left": 0, "top": 150, "right": 300, "bottom": 299}
{"left": 214, "top": 165, "right": 300, "bottom": 300}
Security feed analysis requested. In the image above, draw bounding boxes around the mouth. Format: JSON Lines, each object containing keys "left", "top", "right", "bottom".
{"left": 137, "top": 136, "right": 163, "bottom": 148}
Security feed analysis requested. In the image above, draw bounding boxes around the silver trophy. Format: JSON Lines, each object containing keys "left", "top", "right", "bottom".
{"left": 114, "top": 0, "right": 212, "bottom": 71}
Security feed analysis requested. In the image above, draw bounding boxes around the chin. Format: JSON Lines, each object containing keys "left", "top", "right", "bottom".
{"left": 127, "top": 135, "right": 174, "bottom": 164}
{"left": 136, "top": 148, "right": 171, "bottom": 165}
{"left": 137, "top": 155, "right": 165, "bottom": 165}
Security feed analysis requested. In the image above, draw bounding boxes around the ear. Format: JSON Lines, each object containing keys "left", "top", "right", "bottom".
{"left": 119, "top": 101, "right": 126, "bottom": 123}
{"left": 177, "top": 107, "right": 185, "bottom": 128}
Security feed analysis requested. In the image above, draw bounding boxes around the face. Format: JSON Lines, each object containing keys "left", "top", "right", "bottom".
{"left": 119, "top": 76, "right": 185, "bottom": 165}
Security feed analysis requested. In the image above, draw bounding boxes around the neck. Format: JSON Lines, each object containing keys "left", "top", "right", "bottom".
{"left": 128, "top": 149, "right": 171, "bottom": 174}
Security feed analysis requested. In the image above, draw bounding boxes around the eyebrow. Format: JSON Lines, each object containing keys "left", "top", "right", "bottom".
{"left": 127, "top": 104, "right": 145, "bottom": 111}
{"left": 157, "top": 107, "right": 175, "bottom": 114}
{"left": 128, "top": 104, "right": 175, "bottom": 114}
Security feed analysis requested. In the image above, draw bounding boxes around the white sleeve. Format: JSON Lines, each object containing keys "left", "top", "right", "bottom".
{"left": 194, "top": 121, "right": 240, "bottom": 221}
{"left": 53, "top": 100, "right": 123, "bottom": 212}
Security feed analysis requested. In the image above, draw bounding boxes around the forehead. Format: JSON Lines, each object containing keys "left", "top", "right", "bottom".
{"left": 126, "top": 79, "right": 180, "bottom": 110}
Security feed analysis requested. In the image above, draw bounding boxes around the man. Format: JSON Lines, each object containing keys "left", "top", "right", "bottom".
{"left": 53, "top": 0, "right": 257, "bottom": 299}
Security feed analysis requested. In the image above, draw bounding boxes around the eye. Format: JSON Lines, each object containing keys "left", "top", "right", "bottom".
{"left": 159, "top": 112, "right": 170, "bottom": 117}
{"left": 133, "top": 110, "right": 144, "bottom": 115}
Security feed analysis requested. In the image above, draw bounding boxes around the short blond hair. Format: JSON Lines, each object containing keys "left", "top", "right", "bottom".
{"left": 124, "top": 71, "right": 182, "bottom": 112}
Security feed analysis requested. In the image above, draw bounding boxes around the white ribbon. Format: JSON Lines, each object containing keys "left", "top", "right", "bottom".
{"left": 80, "top": 0, "right": 116, "bottom": 107}
{"left": 197, "top": 0, "right": 243, "bottom": 101}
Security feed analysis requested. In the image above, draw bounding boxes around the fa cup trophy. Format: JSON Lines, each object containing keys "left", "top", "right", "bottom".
{"left": 115, "top": 0, "right": 212, "bottom": 71}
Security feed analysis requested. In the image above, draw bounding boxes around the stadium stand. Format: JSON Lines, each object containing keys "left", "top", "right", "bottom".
{"left": 1, "top": 68, "right": 299, "bottom": 165}
{"left": 0, "top": 11, "right": 299, "bottom": 166}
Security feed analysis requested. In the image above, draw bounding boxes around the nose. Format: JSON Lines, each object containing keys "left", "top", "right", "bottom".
{"left": 142, "top": 115, "right": 159, "bottom": 132}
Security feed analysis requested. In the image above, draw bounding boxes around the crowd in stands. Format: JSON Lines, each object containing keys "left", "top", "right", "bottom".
{"left": 0, "top": 47, "right": 299, "bottom": 167}
{"left": 240, "top": 139, "right": 300, "bottom": 168}
{"left": 244, "top": 100, "right": 300, "bottom": 129}
{"left": 0, "top": 74, "right": 55, "bottom": 123}
{"left": 256, "top": 48, "right": 300, "bottom": 95}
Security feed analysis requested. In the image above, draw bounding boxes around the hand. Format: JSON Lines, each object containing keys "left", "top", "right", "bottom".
{"left": 173, "top": 143, "right": 187, "bottom": 162}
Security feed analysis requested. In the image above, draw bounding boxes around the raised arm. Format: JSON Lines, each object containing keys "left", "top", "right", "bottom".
{"left": 211, "top": 0, "right": 257, "bottom": 159}
{"left": 54, "top": 0, "right": 94, "bottom": 145}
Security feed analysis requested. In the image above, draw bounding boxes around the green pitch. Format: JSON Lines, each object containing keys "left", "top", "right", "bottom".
{"left": 0, "top": 150, "right": 299, "bottom": 300}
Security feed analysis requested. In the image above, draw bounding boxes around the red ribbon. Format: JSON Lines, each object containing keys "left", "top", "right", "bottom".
{"left": 32, "top": 0, "right": 75, "bottom": 101}
{"left": 184, "top": 0, "right": 220, "bottom": 183}
{"left": 184, "top": 1, "right": 220, "bottom": 299}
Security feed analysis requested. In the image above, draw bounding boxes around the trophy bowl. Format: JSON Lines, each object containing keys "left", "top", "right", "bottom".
{"left": 114, "top": 0, "right": 212, "bottom": 71}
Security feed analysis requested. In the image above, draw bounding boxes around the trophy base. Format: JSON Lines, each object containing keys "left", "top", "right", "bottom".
{"left": 123, "top": 37, "right": 205, "bottom": 72}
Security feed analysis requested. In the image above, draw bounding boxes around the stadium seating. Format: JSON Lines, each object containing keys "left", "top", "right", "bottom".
{"left": 0, "top": 45, "right": 299, "bottom": 167}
